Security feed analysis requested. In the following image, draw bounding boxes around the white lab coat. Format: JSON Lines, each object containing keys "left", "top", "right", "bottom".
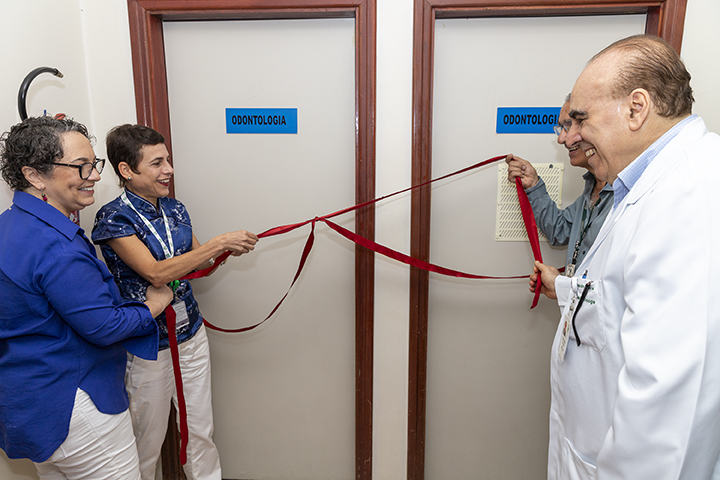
{"left": 548, "top": 116, "right": 720, "bottom": 480}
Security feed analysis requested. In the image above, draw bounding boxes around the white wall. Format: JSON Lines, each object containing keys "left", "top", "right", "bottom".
{"left": 164, "top": 19, "right": 358, "bottom": 479}
{"left": 0, "top": 1, "right": 718, "bottom": 479}
{"left": 0, "top": 1, "right": 87, "bottom": 222}
{"left": 427, "top": 15, "right": 647, "bottom": 479}
{"left": 373, "top": 1, "right": 414, "bottom": 478}
{"left": 682, "top": 0, "right": 720, "bottom": 134}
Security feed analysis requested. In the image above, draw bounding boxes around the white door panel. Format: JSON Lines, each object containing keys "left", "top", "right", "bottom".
{"left": 164, "top": 18, "right": 355, "bottom": 479}
{"left": 427, "top": 15, "right": 645, "bottom": 479}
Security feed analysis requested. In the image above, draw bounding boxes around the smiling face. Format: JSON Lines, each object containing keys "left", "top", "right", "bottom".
{"left": 557, "top": 101, "right": 593, "bottom": 169}
{"left": 41, "top": 131, "right": 100, "bottom": 216}
{"left": 568, "top": 53, "right": 634, "bottom": 183}
{"left": 123, "top": 143, "right": 173, "bottom": 206}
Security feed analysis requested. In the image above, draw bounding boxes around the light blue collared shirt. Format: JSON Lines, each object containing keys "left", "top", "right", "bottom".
{"left": 613, "top": 114, "right": 697, "bottom": 208}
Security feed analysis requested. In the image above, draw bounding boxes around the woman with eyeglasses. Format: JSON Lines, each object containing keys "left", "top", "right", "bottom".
{"left": 0, "top": 116, "right": 173, "bottom": 480}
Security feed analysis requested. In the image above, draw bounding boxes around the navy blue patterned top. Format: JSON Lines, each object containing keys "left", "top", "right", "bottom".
{"left": 92, "top": 189, "right": 204, "bottom": 350}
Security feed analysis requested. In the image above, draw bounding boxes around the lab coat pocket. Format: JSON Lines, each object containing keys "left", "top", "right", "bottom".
{"left": 570, "top": 280, "right": 605, "bottom": 353}
{"left": 561, "top": 437, "right": 597, "bottom": 480}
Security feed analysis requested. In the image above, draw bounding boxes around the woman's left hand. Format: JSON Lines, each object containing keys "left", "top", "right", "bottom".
{"left": 210, "top": 229, "right": 259, "bottom": 256}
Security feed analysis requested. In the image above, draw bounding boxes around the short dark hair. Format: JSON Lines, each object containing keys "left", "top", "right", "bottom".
{"left": 0, "top": 116, "right": 91, "bottom": 191}
{"left": 106, "top": 124, "right": 165, "bottom": 187}
{"left": 592, "top": 34, "right": 693, "bottom": 118}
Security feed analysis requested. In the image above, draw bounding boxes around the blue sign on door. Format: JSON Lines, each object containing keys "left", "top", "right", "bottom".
{"left": 226, "top": 108, "right": 298, "bottom": 134}
{"left": 496, "top": 107, "right": 561, "bottom": 134}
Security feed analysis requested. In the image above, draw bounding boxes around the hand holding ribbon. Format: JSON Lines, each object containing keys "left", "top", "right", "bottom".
{"left": 514, "top": 177, "right": 544, "bottom": 308}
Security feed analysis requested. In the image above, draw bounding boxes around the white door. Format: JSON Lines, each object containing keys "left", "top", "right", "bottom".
{"left": 426, "top": 15, "right": 646, "bottom": 479}
{"left": 163, "top": 18, "right": 356, "bottom": 479}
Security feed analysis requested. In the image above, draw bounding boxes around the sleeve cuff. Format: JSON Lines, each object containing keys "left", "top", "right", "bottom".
{"left": 555, "top": 274, "right": 577, "bottom": 310}
{"left": 119, "top": 302, "right": 160, "bottom": 360}
{"left": 525, "top": 177, "right": 547, "bottom": 198}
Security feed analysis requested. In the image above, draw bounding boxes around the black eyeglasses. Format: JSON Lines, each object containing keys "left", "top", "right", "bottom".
{"left": 553, "top": 122, "right": 572, "bottom": 136}
{"left": 50, "top": 158, "right": 105, "bottom": 180}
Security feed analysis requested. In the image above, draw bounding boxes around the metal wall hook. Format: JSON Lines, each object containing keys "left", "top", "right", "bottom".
{"left": 17, "top": 67, "right": 63, "bottom": 120}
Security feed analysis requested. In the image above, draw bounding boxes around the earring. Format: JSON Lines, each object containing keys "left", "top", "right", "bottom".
{"left": 127, "top": 176, "right": 132, "bottom": 181}
{"left": 41, "top": 190, "right": 48, "bottom": 202}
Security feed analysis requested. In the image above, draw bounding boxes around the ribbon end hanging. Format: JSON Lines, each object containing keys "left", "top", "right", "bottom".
{"left": 515, "top": 177, "right": 545, "bottom": 309}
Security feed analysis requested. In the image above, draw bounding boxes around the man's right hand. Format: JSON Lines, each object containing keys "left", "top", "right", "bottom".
{"left": 529, "top": 261, "right": 559, "bottom": 300}
{"left": 505, "top": 154, "right": 539, "bottom": 190}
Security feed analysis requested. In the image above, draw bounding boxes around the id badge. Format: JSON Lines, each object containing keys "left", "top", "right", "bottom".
{"left": 565, "top": 263, "right": 576, "bottom": 278}
{"left": 172, "top": 300, "right": 189, "bottom": 331}
{"left": 558, "top": 296, "right": 579, "bottom": 361}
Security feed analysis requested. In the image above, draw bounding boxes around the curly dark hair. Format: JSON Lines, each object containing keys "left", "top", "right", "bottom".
{"left": 106, "top": 124, "right": 165, "bottom": 188}
{"left": 0, "top": 116, "right": 93, "bottom": 191}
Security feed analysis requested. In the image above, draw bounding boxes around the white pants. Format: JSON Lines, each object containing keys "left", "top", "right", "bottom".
{"left": 34, "top": 389, "right": 141, "bottom": 480}
{"left": 126, "top": 325, "right": 221, "bottom": 480}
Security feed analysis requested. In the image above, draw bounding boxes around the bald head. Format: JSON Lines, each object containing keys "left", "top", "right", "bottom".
{"left": 566, "top": 35, "right": 695, "bottom": 183}
{"left": 590, "top": 35, "right": 693, "bottom": 118}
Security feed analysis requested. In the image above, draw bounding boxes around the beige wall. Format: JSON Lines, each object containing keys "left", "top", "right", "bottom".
{"left": 0, "top": 1, "right": 718, "bottom": 479}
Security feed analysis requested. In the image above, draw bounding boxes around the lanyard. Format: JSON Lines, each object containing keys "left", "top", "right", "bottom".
{"left": 121, "top": 191, "right": 175, "bottom": 260}
{"left": 568, "top": 195, "right": 601, "bottom": 273}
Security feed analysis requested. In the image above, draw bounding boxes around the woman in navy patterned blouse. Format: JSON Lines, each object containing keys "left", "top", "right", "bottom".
{"left": 92, "top": 124, "right": 257, "bottom": 480}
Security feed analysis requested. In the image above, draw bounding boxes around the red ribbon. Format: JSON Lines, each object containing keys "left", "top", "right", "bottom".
{"left": 197, "top": 154, "right": 546, "bottom": 334}
{"left": 163, "top": 305, "right": 189, "bottom": 464}
{"left": 515, "top": 177, "right": 543, "bottom": 308}
{"left": 162, "top": 154, "right": 544, "bottom": 463}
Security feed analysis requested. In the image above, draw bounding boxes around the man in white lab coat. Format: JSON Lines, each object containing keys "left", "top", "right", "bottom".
{"left": 531, "top": 34, "right": 720, "bottom": 479}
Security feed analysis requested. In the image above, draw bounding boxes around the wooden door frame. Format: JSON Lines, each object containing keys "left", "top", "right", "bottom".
{"left": 408, "top": 1, "right": 687, "bottom": 479}
{"left": 126, "top": 1, "right": 376, "bottom": 479}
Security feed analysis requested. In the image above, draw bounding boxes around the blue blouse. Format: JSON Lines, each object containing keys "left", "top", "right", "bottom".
{"left": 92, "top": 189, "right": 203, "bottom": 351}
{"left": 0, "top": 191, "right": 159, "bottom": 462}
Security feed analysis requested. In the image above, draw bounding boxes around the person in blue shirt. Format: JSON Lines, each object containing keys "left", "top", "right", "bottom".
{"left": 0, "top": 116, "right": 173, "bottom": 479}
{"left": 92, "top": 124, "right": 258, "bottom": 480}
{"left": 506, "top": 97, "right": 614, "bottom": 276}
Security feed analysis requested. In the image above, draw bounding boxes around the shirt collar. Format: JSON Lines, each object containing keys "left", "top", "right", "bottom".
{"left": 124, "top": 188, "right": 166, "bottom": 216}
{"left": 581, "top": 170, "right": 613, "bottom": 196}
{"left": 613, "top": 114, "right": 696, "bottom": 208}
{"left": 13, "top": 190, "right": 82, "bottom": 240}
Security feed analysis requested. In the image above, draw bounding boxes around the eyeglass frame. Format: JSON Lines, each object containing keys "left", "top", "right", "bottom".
{"left": 553, "top": 122, "right": 572, "bottom": 136}
{"left": 49, "top": 158, "right": 106, "bottom": 180}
